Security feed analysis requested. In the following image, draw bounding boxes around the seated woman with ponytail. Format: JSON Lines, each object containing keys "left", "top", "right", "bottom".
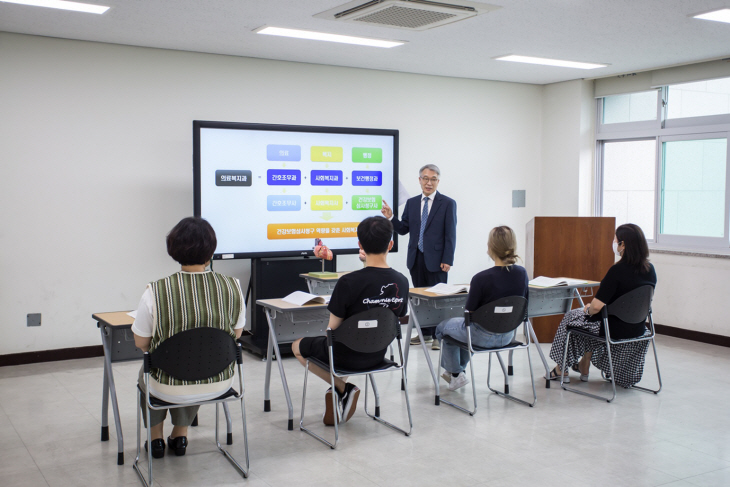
{"left": 435, "top": 226, "right": 529, "bottom": 391}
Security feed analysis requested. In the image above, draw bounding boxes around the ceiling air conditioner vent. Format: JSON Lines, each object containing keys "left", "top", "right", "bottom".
{"left": 314, "top": 0, "right": 500, "bottom": 31}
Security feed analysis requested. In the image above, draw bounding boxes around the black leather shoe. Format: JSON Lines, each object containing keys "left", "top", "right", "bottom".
{"left": 144, "top": 438, "right": 165, "bottom": 458}
{"left": 167, "top": 435, "right": 188, "bottom": 456}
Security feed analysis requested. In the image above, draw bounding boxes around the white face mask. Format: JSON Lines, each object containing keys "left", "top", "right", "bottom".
{"left": 612, "top": 241, "right": 621, "bottom": 257}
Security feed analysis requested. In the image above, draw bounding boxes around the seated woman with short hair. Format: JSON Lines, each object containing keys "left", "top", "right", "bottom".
{"left": 435, "top": 226, "right": 529, "bottom": 391}
{"left": 547, "top": 223, "right": 657, "bottom": 387}
{"left": 132, "top": 217, "right": 245, "bottom": 459}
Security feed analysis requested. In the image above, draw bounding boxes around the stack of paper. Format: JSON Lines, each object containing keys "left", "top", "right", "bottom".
{"left": 425, "top": 283, "right": 470, "bottom": 295}
{"left": 282, "top": 291, "right": 331, "bottom": 306}
{"left": 529, "top": 276, "right": 588, "bottom": 287}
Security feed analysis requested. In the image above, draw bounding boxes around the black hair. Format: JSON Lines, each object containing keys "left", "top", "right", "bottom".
{"left": 166, "top": 217, "right": 217, "bottom": 266}
{"left": 357, "top": 216, "right": 393, "bottom": 255}
{"left": 615, "top": 223, "right": 650, "bottom": 274}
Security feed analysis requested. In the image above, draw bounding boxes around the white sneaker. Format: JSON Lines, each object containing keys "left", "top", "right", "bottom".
{"left": 441, "top": 372, "right": 452, "bottom": 384}
{"left": 447, "top": 372, "right": 469, "bottom": 391}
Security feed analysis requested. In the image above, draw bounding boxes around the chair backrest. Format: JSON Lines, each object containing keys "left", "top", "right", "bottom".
{"left": 465, "top": 296, "right": 528, "bottom": 334}
{"left": 603, "top": 285, "right": 654, "bottom": 324}
{"left": 146, "top": 327, "right": 240, "bottom": 381}
{"left": 330, "top": 307, "right": 401, "bottom": 354}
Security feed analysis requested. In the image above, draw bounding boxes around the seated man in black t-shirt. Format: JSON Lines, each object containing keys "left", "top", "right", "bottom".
{"left": 293, "top": 216, "right": 409, "bottom": 426}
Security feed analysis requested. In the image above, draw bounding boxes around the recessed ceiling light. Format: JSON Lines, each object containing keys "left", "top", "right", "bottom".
{"left": 693, "top": 8, "right": 730, "bottom": 24}
{"left": 0, "top": 0, "right": 109, "bottom": 14}
{"left": 494, "top": 55, "right": 608, "bottom": 70}
{"left": 255, "top": 26, "right": 405, "bottom": 49}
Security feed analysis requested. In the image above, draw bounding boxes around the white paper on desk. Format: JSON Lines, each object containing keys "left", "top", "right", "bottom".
{"left": 127, "top": 310, "right": 138, "bottom": 319}
{"left": 529, "top": 276, "right": 586, "bottom": 288}
{"left": 426, "top": 283, "right": 470, "bottom": 294}
{"left": 282, "top": 291, "right": 331, "bottom": 306}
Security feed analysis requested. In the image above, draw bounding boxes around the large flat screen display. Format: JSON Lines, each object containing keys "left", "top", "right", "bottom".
{"left": 194, "top": 121, "right": 399, "bottom": 260}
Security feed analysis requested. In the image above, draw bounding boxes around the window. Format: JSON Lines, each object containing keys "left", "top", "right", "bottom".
{"left": 660, "top": 137, "right": 727, "bottom": 238}
{"left": 597, "top": 79, "right": 730, "bottom": 251}
{"left": 667, "top": 77, "right": 730, "bottom": 119}
{"left": 602, "top": 91, "right": 659, "bottom": 124}
{"left": 602, "top": 140, "right": 657, "bottom": 239}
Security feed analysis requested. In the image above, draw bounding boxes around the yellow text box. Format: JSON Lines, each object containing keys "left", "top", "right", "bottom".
{"left": 267, "top": 222, "right": 359, "bottom": 240}
{"left": 311, "top": 195, "right": 343, "bottom": 211}
{"left": 311, "top": 146, "right": 343, "bottom": 162}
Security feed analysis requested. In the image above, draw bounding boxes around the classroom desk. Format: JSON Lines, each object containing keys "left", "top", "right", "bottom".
{"left": 256, "top": 298, "right": 330, "bottom": 430}
{"left": 299, "top": 271, "right": 350, "bottom": 295}
{"left": 406, "top": 281, "right": 600, "bottom": 404}
{"left": 94, "top": 311, "right": 143, "bottom": 466}
{"left": 94, "top": 311, "right": 235, "bottom": 465}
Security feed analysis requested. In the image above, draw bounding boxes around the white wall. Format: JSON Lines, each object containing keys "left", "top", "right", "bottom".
{"left": 0, "top": 33, "right": 543, "bottom": 355}
{"left": 540, "top": 79, "right": 595, "bottom": 216}
{"left": 649, "top": 253, "right": 730, "bottom": 336}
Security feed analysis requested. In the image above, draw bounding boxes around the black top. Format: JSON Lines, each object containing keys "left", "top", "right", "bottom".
{"left": 465, "top": 265, "right": 529, "bottom": 312}
{"left": 328, "top": 267, "right": 409, "bottom": 365}
{"left": 591, "top": 261, "right": 657, "bottom": 339}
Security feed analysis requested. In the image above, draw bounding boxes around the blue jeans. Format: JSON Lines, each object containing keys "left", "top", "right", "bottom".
{"left": 435, "top": 317, "right": 516, "bottom": 374}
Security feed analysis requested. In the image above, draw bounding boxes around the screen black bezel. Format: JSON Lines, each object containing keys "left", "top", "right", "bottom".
{"left": 193, "top": 120, "right": 399, "bottom": 260}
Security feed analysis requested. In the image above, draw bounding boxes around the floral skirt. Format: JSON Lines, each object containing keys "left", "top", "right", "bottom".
{"left": 548, "top": 308, "right": 650, "bottom": 388}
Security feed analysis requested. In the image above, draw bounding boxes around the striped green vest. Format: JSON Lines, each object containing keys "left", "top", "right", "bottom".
{"left": 149, "top": 271, "right": 243, "bottom": 386}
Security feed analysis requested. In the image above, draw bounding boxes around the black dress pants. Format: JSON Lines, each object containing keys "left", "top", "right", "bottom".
{"left": 409, "top": 250, "right": 447, "bottom": 337}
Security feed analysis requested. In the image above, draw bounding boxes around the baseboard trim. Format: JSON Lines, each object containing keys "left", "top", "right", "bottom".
{"left": 655, "top": 324, "right": 730, "bottom": 348}
{"left": 0, "top": 345, "right": 104, "bottom": 367}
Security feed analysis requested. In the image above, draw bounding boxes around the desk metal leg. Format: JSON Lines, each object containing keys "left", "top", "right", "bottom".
{"left": 407, "top": 301, "right": 440, "bottom": 405}
{"left": 100, "top": 326, "right": 124, "bottom": 465}
{"left": 264, "top": 308, "right": 294, "bottom": 430}
{"left": 527, "top": 320, "right": 551, "bottom": 389}
{"left": 264, "top": 322, "right": 274, "bottom": 414}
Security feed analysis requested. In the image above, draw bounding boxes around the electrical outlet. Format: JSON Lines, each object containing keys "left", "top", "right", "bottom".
{"left": 27, "top": 313, "right": 41, "bottom": 327}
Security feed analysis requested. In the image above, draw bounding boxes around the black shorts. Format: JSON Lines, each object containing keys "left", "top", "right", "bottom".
{"left": 298, "top": 336, "right": 385, "bottom": 372}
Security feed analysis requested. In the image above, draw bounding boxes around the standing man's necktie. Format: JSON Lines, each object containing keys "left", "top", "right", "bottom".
{"left": 418, "top": 197, "right": 428, "bottom": 252}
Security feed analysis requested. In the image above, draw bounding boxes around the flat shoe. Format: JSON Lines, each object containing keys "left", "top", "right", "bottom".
{"left": 167, "top": 435, "right": 188, "bottom": 456}
{"left": 571, "top": 363, "right": 589, "bottom": 382}
{"left": 144, "top": 438, "right": 165, "bottom": 458}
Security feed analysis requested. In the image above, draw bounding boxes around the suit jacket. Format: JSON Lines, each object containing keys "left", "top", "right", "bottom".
{"left": 391, "top": 191, "right": 457, "bottom": 273}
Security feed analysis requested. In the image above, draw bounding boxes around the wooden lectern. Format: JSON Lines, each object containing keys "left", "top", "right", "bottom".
{"left": 525, "top": 217, "right": 616, "bottom": 342}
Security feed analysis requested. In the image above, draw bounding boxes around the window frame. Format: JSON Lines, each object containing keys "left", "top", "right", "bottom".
{"left": 596, "top": 83, "right": 730, "bottom": 253}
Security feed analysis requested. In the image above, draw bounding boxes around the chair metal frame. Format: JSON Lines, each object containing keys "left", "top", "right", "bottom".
{"left": 560, "top": 285, "right": 662, "bottom": 403}
{"left": 299, "top": 307, "right": 413, "bottom": 449}
{"left": 438, "top": 296, "right": 537, "bottom": 416}
{"left": 133, "top": 328, "right": 250, "bottom": 487}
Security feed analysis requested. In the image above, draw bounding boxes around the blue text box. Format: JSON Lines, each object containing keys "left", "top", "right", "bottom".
{"left": 267, "top": 169, "right": 301, "bottom": 185}
{"left": 352, "top": 171, "right": 382, "bottom": 186}
{"left": 267, "top": 145, "right": 301, "bottom": 161}
{"left": 311, "top": 170, "right": 343, "bottom": 186}
{"left": 267, "top": 195, "right": 301, "bottom": 211}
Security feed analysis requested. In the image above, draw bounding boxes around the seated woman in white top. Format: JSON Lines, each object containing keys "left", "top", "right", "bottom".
{"left": 132, "top": 217, "right": 245, "bottom": 459}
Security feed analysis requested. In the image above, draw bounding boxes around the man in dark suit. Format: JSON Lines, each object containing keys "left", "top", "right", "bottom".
{"left": 381, "top": 164, "right": 457, "bottom": 348}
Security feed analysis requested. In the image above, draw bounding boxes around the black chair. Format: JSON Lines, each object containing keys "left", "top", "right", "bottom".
{"left": 438, "top": 296, "right": 536, "bottom": 415}
{"left": 560, "top": 285, "right": 662, "bottom": 403}
{"left": 299, "top": 307, "right": 413, "bottom": 449}
{"left": 133, "top": 327, "right": 249, "bottom": 486}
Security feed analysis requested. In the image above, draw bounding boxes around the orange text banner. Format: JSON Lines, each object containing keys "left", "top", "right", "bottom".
{"left": 267, "top": 222, "right": 359, "bottom": 240}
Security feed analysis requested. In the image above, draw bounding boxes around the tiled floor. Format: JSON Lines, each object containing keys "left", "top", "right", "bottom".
{"left": 1, "top": 335, "right": 729, "bottom": 486}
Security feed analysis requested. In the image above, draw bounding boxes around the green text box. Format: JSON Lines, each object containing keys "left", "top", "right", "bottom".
{"left": 311, "top": 146, "right": 343, "bottom": 162}
{"left": 352, "top": 147, "right": 382, "bottom": 163}
{"left": 352, "top": 195, "right": 382, "bottom": 210}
